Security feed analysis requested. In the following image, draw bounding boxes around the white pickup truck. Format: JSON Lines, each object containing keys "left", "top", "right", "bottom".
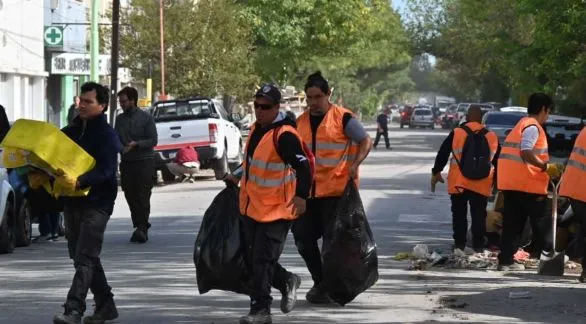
{"left": 152, "top": 97, "right": 243, "bottom": 180}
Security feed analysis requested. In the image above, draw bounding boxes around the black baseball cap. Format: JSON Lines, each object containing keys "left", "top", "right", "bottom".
{"left": 255, "top": 84, "right": 282, "bottom": 105}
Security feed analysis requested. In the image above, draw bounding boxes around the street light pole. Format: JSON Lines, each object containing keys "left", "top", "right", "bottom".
{"left": 90, "top": 0, "right": 99, "bottom": 81}
{"left": 109, "top": 0, "right": 120, "bottom": 124}
{"left": 159, "top": 0, "right": 166, "bottom": 98}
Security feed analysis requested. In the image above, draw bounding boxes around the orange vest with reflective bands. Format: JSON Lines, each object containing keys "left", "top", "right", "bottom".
{"left": 447, "top": 122, "right": 499, "bottom": 197}
{"left": 497, "top": 117, "right": 549, "bottom": 195}
{"left": 239, "top": 125, "right": 300, "bottom": 222}
{"left": 560, "top": 128, "right": 586, "bottom": 203}
{"left": 297, "top": 105, "right": 360, "bottom": 198}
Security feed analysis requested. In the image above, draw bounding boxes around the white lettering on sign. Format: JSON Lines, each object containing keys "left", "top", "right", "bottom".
{"left": 50, "top": 53, "right": 111, "bottom": 76}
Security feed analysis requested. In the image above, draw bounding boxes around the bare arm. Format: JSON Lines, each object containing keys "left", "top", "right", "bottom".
{"left": 520, "top": 150, "right": 546, "bottom": 170}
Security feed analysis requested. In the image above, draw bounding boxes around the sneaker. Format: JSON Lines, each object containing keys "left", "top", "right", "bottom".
{"left": 135, "top": 229, "right": 148, "bottom": 243}
{"left": 33, "top": 234, "right": 51, "bottom": 243}
{"left": 129, "top": 230, "right": 138, "bottom": 243}
{"left": 280, "top": 273, "right": 301, "bottom": 314}
{"left": 498, "top": 263, "right": 525, "bottom": 271}
{"left": 306, "top": 282, "right": 332, "bottom": 304}
{"left": 53, "top": 310, "right": 82, "bottom": 324}
{"left": 239, "top": 308, "right": 272, "bottom": 324}
{"left": 83, "top": 299, "right": 118, "bottom": 324}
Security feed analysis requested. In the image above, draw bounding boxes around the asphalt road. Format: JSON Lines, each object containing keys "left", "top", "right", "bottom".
{"left": 1, "top": 125, "right": 586, "bottom": 323}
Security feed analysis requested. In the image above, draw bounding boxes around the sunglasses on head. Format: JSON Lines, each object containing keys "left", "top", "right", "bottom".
{"left": 254, "top": 102, "right": 274, "bottom": 110}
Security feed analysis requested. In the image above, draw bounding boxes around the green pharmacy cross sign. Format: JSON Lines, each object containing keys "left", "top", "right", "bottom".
{"left": 44, "top": 26, "right": 64, "bottom": 47}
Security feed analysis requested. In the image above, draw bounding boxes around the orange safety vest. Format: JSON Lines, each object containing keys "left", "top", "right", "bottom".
{"left": 447, "top": 122, "right": 499, "bottom": 197}
{"left": 239, "top": 124, "right": 301, "bottom": 222}
{"left": 497, "top": 117, "right": 549, "bottom": 195}
{"left": 297, "top": 105, "right": 360, "bottom": 198}
{"left": 560, "top": 128, "right": 586, "bottom": 203}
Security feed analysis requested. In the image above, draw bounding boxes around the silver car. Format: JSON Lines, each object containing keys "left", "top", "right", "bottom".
{"left": 482, "top": 111, "right": 526, "bottom": 144}
{"left": 410, "top": 108, "right": 435, "bottom": 129}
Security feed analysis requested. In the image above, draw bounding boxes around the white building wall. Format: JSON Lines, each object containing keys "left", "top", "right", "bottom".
{"left": 0, "top": 0, "right": 47, "bottom": 121}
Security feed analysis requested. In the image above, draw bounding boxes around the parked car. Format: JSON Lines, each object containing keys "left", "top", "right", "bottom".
{"left": 389, "top": 107, "right": 401, "bottom": 123}
{"left": 457, "top": 104, "right": 495, "bottom": 125}
{"left": 441, "top": 105, "right": 459, "bottom": 129}
{"left": 400, "top": 106, "right": 413, "bottom": 128}
{"left": 499, "top": 106, "right": 527, "bottom": 113}
{"left": 482, "top": 111, "right": 526, "bottom": 144}
{"left": 546, "top": 114, "right": 584, "bottom": 163}
{"left": 0, "top": 168, "right": 17, "bottom": 254}
{"left": 152, "top": 97, "right": 243, "bottom": 180}
{"left": 410, "top": 108, "right": 435, "bottom": 129}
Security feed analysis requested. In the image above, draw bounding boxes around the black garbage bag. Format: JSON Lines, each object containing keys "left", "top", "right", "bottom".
{"left": 193, "top": 185, "right": 250, "bottom": 295}
{"left": 322, "top": 181, "right": 379, "bottom": 306}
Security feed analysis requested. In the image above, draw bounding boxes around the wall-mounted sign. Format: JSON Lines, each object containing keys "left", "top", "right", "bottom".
{"left": 44, "top": 26, "right": 64, "bottom": 47}
{"left": 50, "top": 53, "right": 111, "bottom": 76}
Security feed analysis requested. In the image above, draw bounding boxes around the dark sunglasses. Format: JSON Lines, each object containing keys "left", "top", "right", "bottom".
{"left": 254, "top": 102, "right": 274, "bottom": 110}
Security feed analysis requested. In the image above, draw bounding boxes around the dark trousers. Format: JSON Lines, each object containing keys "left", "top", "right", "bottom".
{"left": 451, "top": 190, "right": 488, "bottom": 249}
{"left": 64, "top": 206, "right": 113, "bottom": 314}
{"left": 570, "top": 199, "right": 586, "bottom": 270}
{"left": 240, "top": 215, "right": 291, "bottom": 311}
{"left": 120, "top": 158, "right": 155, "bottom": 230}
{"left": 291, "top": 197, "right": 339, "bottom": 286}
{"left": 498, "top": 190, "right": 551, "bottom": 265}
{"left": 39, "top": 212, "right": 61, "bottom": 236}
{"left": 374, "top": 129, "right": 390, "bottom": 148}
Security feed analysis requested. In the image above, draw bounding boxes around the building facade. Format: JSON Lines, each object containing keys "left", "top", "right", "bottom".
{"left": 0, "top": 1, "right": 48, "bottom": 122}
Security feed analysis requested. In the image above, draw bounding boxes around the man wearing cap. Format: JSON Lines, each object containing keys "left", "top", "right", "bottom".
{"left": 224, "top": 84, "right": 312, "bottom": 324}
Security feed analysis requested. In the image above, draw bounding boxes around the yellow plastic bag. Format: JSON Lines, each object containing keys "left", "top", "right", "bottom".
{"left": 0, "top": 119, "right": 96, "bottom": 197}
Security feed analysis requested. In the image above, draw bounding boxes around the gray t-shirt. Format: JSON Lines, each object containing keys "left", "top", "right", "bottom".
{"left": 520, "top": 125, "right": 539, "bottom": 151}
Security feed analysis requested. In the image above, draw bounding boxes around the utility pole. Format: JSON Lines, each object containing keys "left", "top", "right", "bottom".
{"left": 159, "top": 0, "right": 166, "bottom": 99}
{"left": 90, "top": 0, "right": 99, "bottom": 81}
{"left": 109, "top": 0, "right": 120, "bottom": 124}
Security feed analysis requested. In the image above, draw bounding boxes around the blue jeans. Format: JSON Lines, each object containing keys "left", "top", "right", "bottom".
{"left": 39, "top": 212, "right": 61, "bottom": 236}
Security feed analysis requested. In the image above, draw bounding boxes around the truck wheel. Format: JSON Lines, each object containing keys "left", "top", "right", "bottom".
{"left": 0, "top": 200, "right": 16, "bottom": 254}
{"left": 213, "top": 150, "right": 229, "bottom": 180}
{"left": 229, "top": 142, "right": 243, "bottom": 172}
{"left": 15, "top": 198, "right": 31, "bottom": 247}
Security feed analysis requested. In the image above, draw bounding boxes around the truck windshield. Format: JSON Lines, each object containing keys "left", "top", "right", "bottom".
{"left": 153, "top": 100, "right": 213, "bottom": 122}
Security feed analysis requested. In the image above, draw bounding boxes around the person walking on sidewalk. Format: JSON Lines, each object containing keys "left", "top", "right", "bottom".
{"left": 497, "top": 93, "right": 562, "bottom": 271}
{"left": 115, "top": 87, "right": 158, "bottom": 243}
{"left": 559, "top": 126, "right": 586, "bottom": 282}
{"left": 374, "top": 107, "right": 391, "bottom": 150}
{"left": 46, "top": 82, "right": 122, "bottom": 324}
{"left": 294, "top": 71, "right": 372, "bottom": 304}
{"left": 224, "top": 84, "right": 311, "bottom": 324}
{"left": 431, "top": 105, "right": 500, "bottom": 253}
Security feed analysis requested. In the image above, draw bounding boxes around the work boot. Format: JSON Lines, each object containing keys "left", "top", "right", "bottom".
{"left": 83, "top": 298, "right": 118, "bottom": 324}
{"left": 239, "top": 308, "right": 272, "bottom": 324}
{"left": 131, "top": 227, "right": 148, "bottom": 243}
{"left": 280, "top": 273, "right": 301, "bottom": 313}
{"left": 53, "top": 309, "right": 82, "bottom": 324}
{"left": 129, "top": 230, "right": 138, "bottom": 243}
{"left": 306, "top": 282, "right": 332, "bottom": 304}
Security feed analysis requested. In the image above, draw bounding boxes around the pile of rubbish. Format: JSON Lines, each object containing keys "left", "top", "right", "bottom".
{"left": 396, "top": 244, "right": 583, "bottom": 272}
{"left": 401, "top": 244, "right": 499, "bottom": 271}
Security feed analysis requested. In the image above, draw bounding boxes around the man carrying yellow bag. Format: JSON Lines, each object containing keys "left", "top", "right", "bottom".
{"left": 20, "top": 82, "right": 123, "bottom": 324}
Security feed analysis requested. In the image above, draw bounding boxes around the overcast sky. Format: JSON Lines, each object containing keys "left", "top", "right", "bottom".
{"left": 392, "top": 0, "right": 407, "bottom": 13}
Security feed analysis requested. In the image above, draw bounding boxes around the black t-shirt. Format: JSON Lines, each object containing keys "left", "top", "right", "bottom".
{"left": 377, "top": 113, "right": 388, "bottom": 130}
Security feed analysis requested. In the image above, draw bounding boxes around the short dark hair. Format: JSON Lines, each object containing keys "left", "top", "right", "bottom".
{"left": 527, "top": 93, "right": 553, "bottom": 115}
{"left": 81, "top": 82, "right": 109, "bottom": 112}
{"left": 117, "top": 86, "right": 139, "bottom": 105}
{"left": 304, "top": 71, "right": 330, "bottom": 94}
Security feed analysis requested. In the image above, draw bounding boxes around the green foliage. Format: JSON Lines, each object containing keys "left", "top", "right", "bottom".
{"left": 406, "top": 0, "right": 586, "bottom": 114}
{"left": 120, "top": 0, "right": 257, "bottom": 100}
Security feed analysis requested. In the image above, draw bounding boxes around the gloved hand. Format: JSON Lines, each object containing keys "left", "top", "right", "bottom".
{"left": 54, "top": 169, "right": 78, "bottom": 191}
{"left": 545, "top": 163, "right": 563, "bottom": 179}
{"left": 27, "top": 171, "right": 50, "bottom": 189}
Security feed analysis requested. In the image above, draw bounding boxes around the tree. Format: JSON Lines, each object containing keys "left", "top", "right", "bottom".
{"left": 120, "top": 0, "right": 258, "bottom": 100}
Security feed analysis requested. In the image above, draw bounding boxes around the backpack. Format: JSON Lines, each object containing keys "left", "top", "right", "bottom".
{"left": 453, "top": 125, "right": 492, "bottom": 180}
{"left": 273, "top": 126, "right": 316, "bottom": 182}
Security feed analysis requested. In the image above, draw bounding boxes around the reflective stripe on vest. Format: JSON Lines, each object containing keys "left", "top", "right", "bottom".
{"left": 560, "top": 129, "right": 586, "bottom": 202}
{"left": 447, "top": 122, "right": 498, "bottom": 197}
{"left": 497, "top": 117, "right": 549, "bottom": 195}
{"left": 297, "top": 105, "right": 360, "bottom": 197}
{"left": 239, "top": 124, "right": 301, "bottom": 222}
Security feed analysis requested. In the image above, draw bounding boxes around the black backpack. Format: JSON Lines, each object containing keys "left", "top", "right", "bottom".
{"left": 453, "top": 125, "right": 492, "bottom": 180}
